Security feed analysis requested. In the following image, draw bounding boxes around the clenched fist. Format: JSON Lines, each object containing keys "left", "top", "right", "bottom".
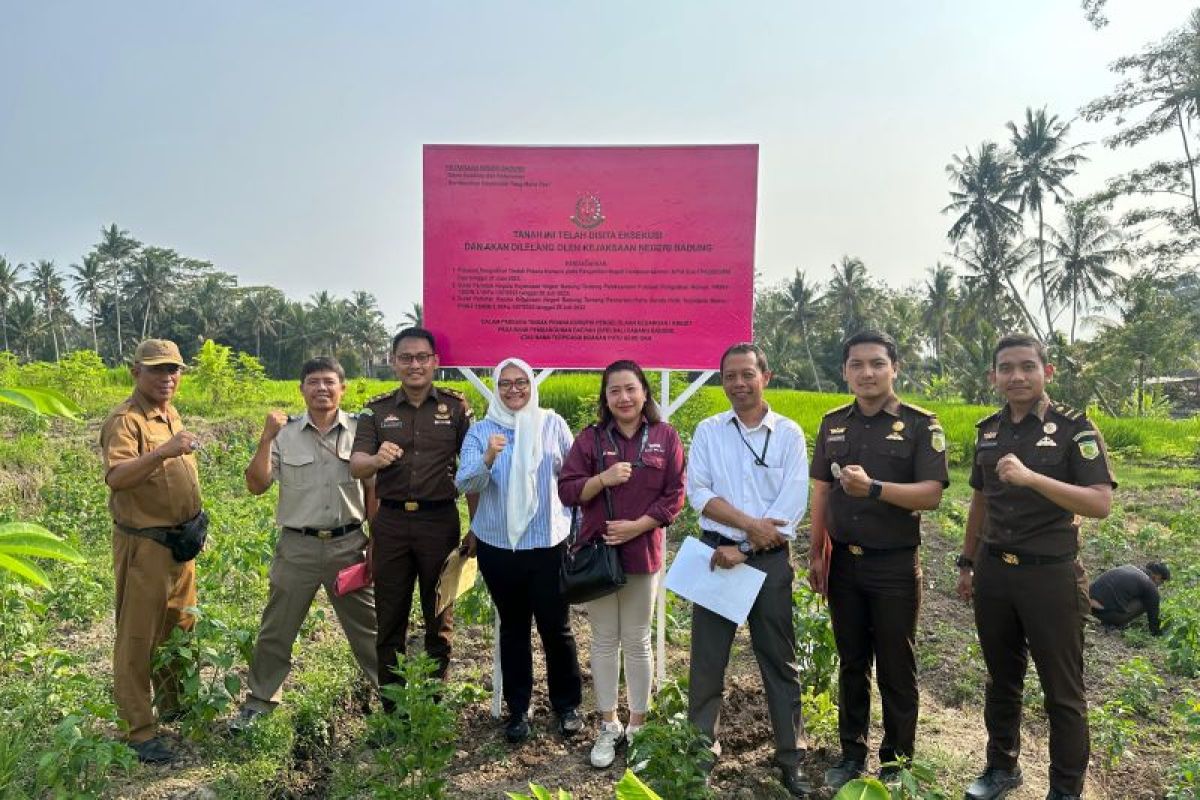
{"left": 261, "top": 410, "right": 289, "bottom": 441}
{"left": 375, "top": 441, "right": 404, "bottom": 469}
{"left": 996, "top": 453, "right": 1035, "bottom": 487}
{"left": 484, "top": 433, "right": 508, "bottom": 466}
{"left": 599, "top": 461, "right": 633, "bottom": 488}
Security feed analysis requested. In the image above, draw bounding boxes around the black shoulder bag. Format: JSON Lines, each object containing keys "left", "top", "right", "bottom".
{"left": 559, "top": 426, "right": 627, "bottom": 604}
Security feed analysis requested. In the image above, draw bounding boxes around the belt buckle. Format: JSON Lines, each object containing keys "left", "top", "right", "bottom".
{"left": 403, "top": 501, "right": 419, "bottom": 512}
{"left": 317, "top": 529, "right": 333, "bottom": 540}
{"left": 848, "top": 544, "right": 864, "bottom": 556}
{"left": 1001, "top": 552, "right": 1019, "bottom": 565}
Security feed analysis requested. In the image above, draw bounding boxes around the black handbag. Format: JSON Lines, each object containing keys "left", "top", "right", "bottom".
{"left": 559, "top": 427, "right": 627, "bottom": 604}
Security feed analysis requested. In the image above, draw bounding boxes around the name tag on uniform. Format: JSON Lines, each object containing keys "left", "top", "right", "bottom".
{"left": 977, "top": 440, "right": 998, "bottom": 449}
{"left": 433, "top": 418, "right": 453, "bottom": 426}
{"left": 826, "top": 435, "right": 845, "bottom": 443}
{"left": 379, "top": 414, "right": 402, "bottom": 429}
{"left": 646, "top": 442, "right": 664, "bottom": 452}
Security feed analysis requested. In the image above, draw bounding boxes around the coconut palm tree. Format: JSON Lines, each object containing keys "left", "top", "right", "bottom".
{"left": 1044, "top": 203, "right": 1130, "bottom": 343}
{"left": 347, "top": 290, "right": 386, "bottom": 375}
{"left": 70, "top": 253, "right": 107, "bottom": 353}
{"left": 28, "top": 260, "right": 67, "bottom": 361}
{"left": 943, "top": 141, "right": 1023, "bottom": 254}
{"left": 126, "top": 248, "right": 178, "bottom": 337}
{"left": 1007, "top": 106, "right": 1089, "bottom": 337}
{"left": 781, "top": 269, "right": 825, "bottom": 391}
{"left": 401, "top": 301, "right": 423, "bottom": 328}
{"left": 239, "top": 288, "right": 283, "bottom": 360}
{"left": 951, "top": 234, "right": 1041, "bottom": 335}
{"left": 7, "top": 294, "right": 44, "bottom": 360}
{"left": 95, "top": 224, "right": 140, "bottom": 361}
{"left": 921, "top": 263, "right": 956, "bottom": 377}
{"left": 826, "top": 255, "right": 871, "bottom": 340}
{"left": 0, "top": 257, "right": 22, "bottom": 354}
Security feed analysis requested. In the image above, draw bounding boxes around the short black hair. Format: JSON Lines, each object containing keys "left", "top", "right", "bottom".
{"left": 992, "top": 333, "right": 1048, "bottom": 368}
{"left": 1146, "top": 562, "right": 1171, "bottom": 582}
{"left": 842, "top": 330, "right": 898, "bottom": 364}
{"left": 598, "top": 360, "right": 662, "bottom": 426}
{"left": 300, "top": 356, "right": 345, "bottom": 383}
{"left": 393, "top": 327, "right": 436, "bottom": 354}
{"left": 720, "top": 342, "right": 769, "bottom": 374}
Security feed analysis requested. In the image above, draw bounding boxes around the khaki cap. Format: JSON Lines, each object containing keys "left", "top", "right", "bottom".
{"left": 134, "top": 339, "right": 185, "bottom": 367}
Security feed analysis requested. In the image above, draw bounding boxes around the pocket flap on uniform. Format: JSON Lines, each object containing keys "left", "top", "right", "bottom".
{"left": 281, "top": 452, "right": 315, "bottom": 467}
{"left": 641, "top": 453, "right": 666, "bottom": 470}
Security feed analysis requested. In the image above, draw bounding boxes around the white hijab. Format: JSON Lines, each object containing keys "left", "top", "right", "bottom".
{"left": 485, "top": 358, "right": 545, "bottom": 548}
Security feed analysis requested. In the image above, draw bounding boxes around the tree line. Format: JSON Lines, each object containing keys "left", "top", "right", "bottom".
{"left": 2, "top": 11, "right": 1200, "bottom": 410}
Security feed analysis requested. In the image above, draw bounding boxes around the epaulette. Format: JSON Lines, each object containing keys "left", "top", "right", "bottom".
{"left": 437, "top": 385, "right": 467, "bottom": 400}
{"left": 975, "top": 410, "right": 1001, "bottom": 428}
{"left": 1050, "top": 402, "right": 1085, "bottom": 422}
{"left": 365, "top": 388, "right": 398, "bottom": 406}
{"left": 822, "top": 402, "right": 853, "bottom": 417}
{"left": 900, "top": 401, "right": 937, "bottom": 418}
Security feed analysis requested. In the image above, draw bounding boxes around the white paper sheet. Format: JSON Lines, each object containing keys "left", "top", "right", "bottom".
{"left": 664, "top": 536, "right": 767, "bottom": 625}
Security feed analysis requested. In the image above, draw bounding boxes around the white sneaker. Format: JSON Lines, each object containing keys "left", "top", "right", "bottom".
{"left": 590, "top": 720, "right": 625, "bottom": 768}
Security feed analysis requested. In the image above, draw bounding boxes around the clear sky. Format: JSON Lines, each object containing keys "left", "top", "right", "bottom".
{"left": 1, "top": 1, "right": 1193, "bottom": 328}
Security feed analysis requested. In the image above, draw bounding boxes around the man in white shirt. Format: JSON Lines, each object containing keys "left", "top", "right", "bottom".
{"left": 686, "top": 342, "right": 812, "bottom": 798}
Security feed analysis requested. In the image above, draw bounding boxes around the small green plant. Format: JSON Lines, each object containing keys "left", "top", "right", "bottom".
{"left": 801, "top": 687, "right": 838, "bottom": 746}
{"left": 1166, "top": 755, "right": 1200, "bottom": 799}
{"left": 835, "top": 777, "right": 891, "bottom": 800}
{"left": 367, "top": 653, "right": 459, "bottom": 800}
{"left": 1090, "top": 699, "right": 1139, "bottom": 769}
{"left": 34, "top": 713, "right": 136, "bottom": 798}
{"left": 627, "top": 678, "right": 714, "bottom": 800}
{"left": 153, "top": 606, "right": 254, "bottom": 737}
{"left": 879, "top": 758, "right": 951, "bottom": 799}
{"left": 1115, "top": 656, "right": 1164, "bottom": 715}
{"left": 793, "top": 581, "right": 838, "bottom": 693}
{"left": 614, "top": 769, "right": 664, "bottom": 800}
{"left": 1164, "top": 590, "right": 1200, "bottom": 678}
{"left": 507, "top": 784, "right": 573, "bottom": 800}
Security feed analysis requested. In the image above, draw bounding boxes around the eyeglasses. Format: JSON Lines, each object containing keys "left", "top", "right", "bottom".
{"left": 498, "top": 378, "right": 531, "bottom": 392}
{"left": 396, "top": 352, "right": 434, "bottom": 365}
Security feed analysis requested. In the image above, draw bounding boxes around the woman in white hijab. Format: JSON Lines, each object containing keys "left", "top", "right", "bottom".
{"left": 455, "top": 357, "right": 583, "bottom": 744}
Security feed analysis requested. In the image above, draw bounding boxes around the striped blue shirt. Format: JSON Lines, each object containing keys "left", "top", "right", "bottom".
{"left": 455, "top": 412, "right": 575, "bottom": 550}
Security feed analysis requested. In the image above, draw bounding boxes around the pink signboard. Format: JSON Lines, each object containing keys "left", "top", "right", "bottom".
{"left": 423, "top": 145, "right": 757, "bottom": 369}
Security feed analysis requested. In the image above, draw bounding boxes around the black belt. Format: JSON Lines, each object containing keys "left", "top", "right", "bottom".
{"left": 701, "top": 530, "right": 787, "bottom": 556}
{"left": 284, "top": 521, "right": 363, "bottom": 539}
{"left": 833, "top": 541, "right": 916, "bottom": 558}
{"left": 986, "top": 545, "right": 1075, "bottom": 566}
{"left": 379, "top": 497, "right": 456, "bottom": 512}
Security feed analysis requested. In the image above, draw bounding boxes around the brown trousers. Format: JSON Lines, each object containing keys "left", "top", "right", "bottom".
{"left": 372, "top": 504, "right": 460, "bottom": 695}
{"left": 973, "top": 550, "right": 1090, "bottom": 796}
{"left": 112, "top": 528, "right": 196, "bottom": 743}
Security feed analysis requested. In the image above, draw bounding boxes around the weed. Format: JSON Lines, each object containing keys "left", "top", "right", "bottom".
{"left": 34, "top": 713, "right": 135, "bottom": 798}
{"left": 801, "top": 687, "right": 838, "bottom": 747}
{"left": 627, "top": 678, "right": 714, "bottom": 800}
{"left": 1090, "top": 699, "right": 1139, "bottom": 769}
{"left": 793, "top": 581, "right": 838, "bottom": 693}
{"left": 1115, "top": 656, "right": 1164, "bottom": 715}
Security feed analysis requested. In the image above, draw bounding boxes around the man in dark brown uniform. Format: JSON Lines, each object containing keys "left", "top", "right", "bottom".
{"left": 957, "top": 334, "right": 1116, "bottom": 800}
{"left": 808, "top": 331, "right": 949, "bottom": 789}
{"left": 100, "top": 339, "right": 202, "bottom": 764}
{"left": 350, "top": 327, "right": 474, "bottom": 696}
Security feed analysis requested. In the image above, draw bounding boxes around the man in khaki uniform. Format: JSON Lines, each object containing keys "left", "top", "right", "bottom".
{"left": 232, "top": 356, "right": 378, "bottom": 729}
{"left": 101, "top": 339, "right": 201, "bottom": 764}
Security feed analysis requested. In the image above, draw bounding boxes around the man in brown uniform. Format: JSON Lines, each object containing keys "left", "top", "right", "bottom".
{"left": 808, "top": 331, "right": 949, "bottom": 788}
{"left": 350, "top": 327, "right": 474, "bottom": 699}
{"left": 100, "top": 339, "right": 202, "bottom": 763}
{"left": 957, "top": 334, "right": 1116, "bottom": 800}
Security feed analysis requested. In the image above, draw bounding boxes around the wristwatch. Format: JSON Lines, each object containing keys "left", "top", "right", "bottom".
{"left": 955, "top": 554, "right": 974, "bottom": 569}
{"left": 868, "top": 479, "right": 884, "bottom": 499}
{"left": 737, "top": 540, "right": 753, "bottom": 555}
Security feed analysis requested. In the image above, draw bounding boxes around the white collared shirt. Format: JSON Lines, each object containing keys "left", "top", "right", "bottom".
{"left": 686, "top": 405, "right": 809, "bottom": 541}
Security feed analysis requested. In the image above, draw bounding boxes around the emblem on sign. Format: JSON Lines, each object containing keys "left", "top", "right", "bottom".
{"left": 570, "top": 192, "right": 606, "bottom": 229}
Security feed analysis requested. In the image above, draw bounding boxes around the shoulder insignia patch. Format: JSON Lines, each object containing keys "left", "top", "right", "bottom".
{"left": 930, "top": 429, "right": 947, "bottom": 453}
{"left": 438, "top": 385, "right": 466, "bottom": 399}
{"left": 823, "top": 402, "right": 853, "bottom": 417}
{"left": 367, "top": 389, "right": 397, "bottom": 404}
{"left": 1079, "top": 439, "right": 1100, "bottom": 460}
{"left": 902, "top": 401, "right": 936, "bottom": 417}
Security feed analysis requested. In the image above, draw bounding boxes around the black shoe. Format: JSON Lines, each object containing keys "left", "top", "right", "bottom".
{"left": 878, "top": 764, "right": 903, "bottom": 784}
{"left": 964, "top": 767, "right": 1024, "bottom": 800}
{"left": 505, "top": 711, "right": 531, "bottom": 743}
{"left": 779, "top": 764, "right": 814, "bottom": 798}
{"left": 823, "top": 758, "right": 865, "bottom": 789}
{"left": 557, "top": 708, "right": 584, "bottom": 738}
{"left": 1046, "top": 790, "right": 1082, "bottom": 800}
{"left": 132, "top": 736, "right": 177, "bottom": 764}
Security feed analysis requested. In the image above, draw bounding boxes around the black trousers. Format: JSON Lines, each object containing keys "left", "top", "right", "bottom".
{"left": 476, "top": 539, "right": 582, "bottom": 717}
{"left": 1091, "top": 600, "right": 1144, "bottom": 628}
{"left": 973, "top": 551, "right": 1090, "bottom": 796}
{"left": 827, "top": 545, "right": 921, "bottom": 764}
{"left": 373, "top": 504, "right": 459, "bottom": 697}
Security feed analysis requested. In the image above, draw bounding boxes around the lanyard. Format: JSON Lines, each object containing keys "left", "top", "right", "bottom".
{"left": 731, "top": 417, "right": 771, "bottom": 467}
{"left": 606, "top": 423, "right": 650, "bottom": 467}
